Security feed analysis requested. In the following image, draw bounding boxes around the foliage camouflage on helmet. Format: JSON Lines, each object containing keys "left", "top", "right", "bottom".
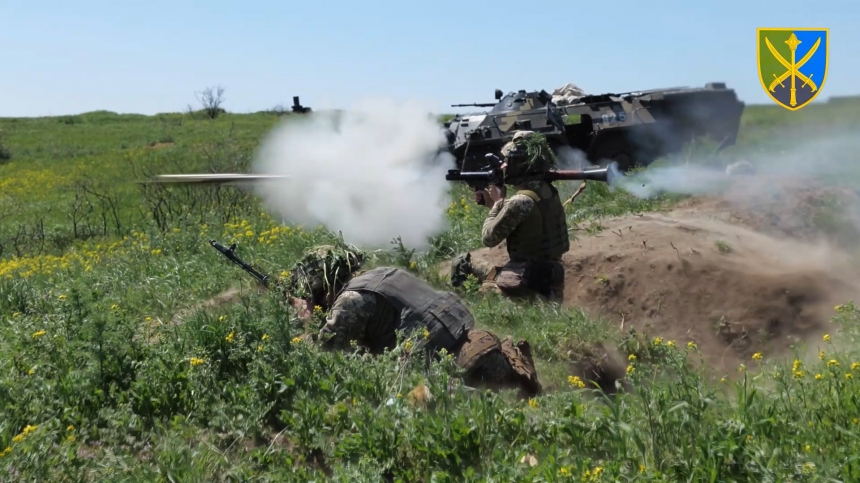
{"left": 287, "top": 242, "right": 365, "bottom": 300}
{"left": 503, "top": 131, "right": 557, "bottom": 179}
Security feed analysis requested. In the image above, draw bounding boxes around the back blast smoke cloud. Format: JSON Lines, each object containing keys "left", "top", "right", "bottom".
{"left": 252, "top": 99, "right": 455, "bottom": 251}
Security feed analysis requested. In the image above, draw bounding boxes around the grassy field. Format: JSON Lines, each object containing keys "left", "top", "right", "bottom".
{"left": 2, "top": 98, "right": 860, "bottom": 482}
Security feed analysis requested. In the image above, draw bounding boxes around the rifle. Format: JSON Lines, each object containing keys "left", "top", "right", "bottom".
{"left": 209, "top": 239, "right": 270, "bottom": 288}
{"left": 445, "top": 154, "right": 616, "bottom": 203}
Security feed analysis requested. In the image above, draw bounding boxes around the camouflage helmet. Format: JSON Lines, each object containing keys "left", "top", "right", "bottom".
{"left": 286, "top": 243, "right": 365, "bottom": 300}
{"left": 501, "top": 131, "right": 557, "bottom": 179}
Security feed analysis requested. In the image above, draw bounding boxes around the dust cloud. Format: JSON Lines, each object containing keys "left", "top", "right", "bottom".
{"left": 615, "top": 128, "right": 860, "bottom": 246}
{"left": 252, "top": 99, "right": 455, "bottom": 250}
{"left": 617, "top": 131, "right": 860, "bottom": 200}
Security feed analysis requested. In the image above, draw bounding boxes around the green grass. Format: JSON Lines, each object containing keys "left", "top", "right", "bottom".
{"left": 2, "top": 100, "right": 860, "bottom": 481}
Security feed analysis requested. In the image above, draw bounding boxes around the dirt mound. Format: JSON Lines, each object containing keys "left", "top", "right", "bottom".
{"left": 457, "top": 205, "right": 860, "bottom": 375}
{"left": 674, "top": 175, "right": 860, "bottom": 247}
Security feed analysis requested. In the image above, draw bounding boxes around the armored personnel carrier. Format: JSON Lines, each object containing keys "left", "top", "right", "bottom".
{"left": 443, "top": 82, "right": 745, "bottom": 171}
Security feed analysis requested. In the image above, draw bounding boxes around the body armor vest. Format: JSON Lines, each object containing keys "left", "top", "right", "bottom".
{"left": 343, "top": 267, "right": 475, "bottom": 351}
{"left": 506, "top": 181, "right": 570, "bottom": 262}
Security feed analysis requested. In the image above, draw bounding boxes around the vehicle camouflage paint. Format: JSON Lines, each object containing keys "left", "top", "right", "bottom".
{"left": 444, "top": 82, "right": 745, "bottom": 171}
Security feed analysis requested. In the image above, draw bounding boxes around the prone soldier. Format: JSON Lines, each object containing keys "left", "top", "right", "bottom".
{"left": 286, "top": 244, "right": 543, "bottom": 399}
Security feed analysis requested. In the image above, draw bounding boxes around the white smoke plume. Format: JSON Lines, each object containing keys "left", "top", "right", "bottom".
{"left": 555, "top": 145, "right": 594, "bottom": 170}
{"left": 251, "top": 98, "right": 455, "bottom": 250}
{"left": 616, "top": 131, "right": 860, "bottom": 200}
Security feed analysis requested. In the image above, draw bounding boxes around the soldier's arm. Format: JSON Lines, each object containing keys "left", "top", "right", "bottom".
{"left": 317, "top": 290, "right": 377, "bottom": 352}
{"left": 481, "top": 194, "right": 536, "bottom": 247}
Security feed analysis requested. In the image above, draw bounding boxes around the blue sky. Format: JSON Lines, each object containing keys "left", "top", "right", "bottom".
{"left": 2, "top": 0, "right": 857, "bottom": 117}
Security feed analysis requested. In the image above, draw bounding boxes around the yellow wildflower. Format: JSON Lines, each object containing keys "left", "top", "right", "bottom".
{"left": 110, "top": 304, "right": 119, "bottom": 311}
{"left": 628, "top": 354, "right": 636, "bottom": 361}
{"left": 568, "top": 375, "right": 585, "bottom": 388}
{"left": 190, "top": 357, "right": 205, "bottom": 366}
{"left": 28, "top": 368, "right": 35, "bottom": 375}
{"left": 804, "top": 445, "right": 811, "bottom": 452}
{"left": 846, "top": 373, "right": 853, "bottom": 380}
{"left": 819, "top": 350, "right": 825, "bottom": 360}
{"left": 262, "top": 334, "right": 270, "bottom": 341}
{"left": 687, "top": 341, "right": 696, "bottom": 349}
{"left": 422, "top": 327, "right": 430, "bottom": 339}
{"left": 67, "top": 425, "right": 75, "bottom": 431}
{"left": 851, "top": 362, "right": 860, "bottom": 371}
{"left": 752, "top": 352, "right": 763, "bottom": 361}
{"left": 793, "top": 359, "right": 802, "bottom": 372}
{"left": 626, "top": 364, "right": 635, "bottom": 375}
{"left": 150, "top": 248, "right": 162, "bottom": 256}
{"left": 291, "top": 336, "right": 302, "bottom": 344}
{"left": 827, "top": 359, "right": 839, "bottom": 368}
{"left": 738, "top": 364, "right": 746, "bottom": 372}
{"left": 58, "top": 294, "right": 67, "bottom": 301}
{"left": 225, "top": 331, "right": 235, "bottom": 343}
{"left": 145, "top": 316, "right": 152, "bottom": 322}
{"left": 793, "top": 370, "right": 806, "bottom": 379}
{"left": 32, "top": 330, "right": 46, "bottom": 339}
{"left": 66, "top": 435, "right": 74, "bottom": 443}
{"left": 404, "top": 341, "right": 413, "bottom": 351}
{"left": 528, "top": 398, "right": 538, "bottom": 408}
{"left": 409, "top": 261, "right": 416, "bottom": 270}
{"left": 257, "top": 345, "right": 263, "bottom": 353}
{"left": 0, "top": 447, "right": 10, "bottom": 457}
{"left": 667, "top": 340, "right": 676, "bottom": 348}
{"left": 653, "top": 337, "right": 663, "bottom": 345}
{"left": 823, "top": 334, "right": 831, "bottom": 342}
{"left": 218, "top": 315, "right": 227, "bottom": 322}
{"left": 815, "top": 374, "right": 823, "bottom": 381}
{"left": 720, "top": 377, "right": 727, "bottom": 383}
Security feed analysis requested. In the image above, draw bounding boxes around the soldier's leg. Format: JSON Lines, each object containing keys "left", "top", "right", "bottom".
{"left": 451, "top": 252, "right": 503, "bottom": 293}
{"left": 521, "top": 260, "right": 565, "bottom": 302}
{"left": 493, "top": 261, "right": 531, "bottom": 297}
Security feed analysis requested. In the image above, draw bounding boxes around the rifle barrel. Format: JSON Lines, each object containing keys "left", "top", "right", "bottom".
{"left": 209, "top": 239, "right": 270, "bottom": 288}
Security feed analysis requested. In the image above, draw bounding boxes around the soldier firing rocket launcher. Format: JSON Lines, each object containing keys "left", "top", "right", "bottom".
{"left": 445, "top": 153, "right": 617, "bottom": 202}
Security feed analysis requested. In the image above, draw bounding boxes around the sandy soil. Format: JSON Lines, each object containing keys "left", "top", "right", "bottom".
{"left": 453, "top": 179, "right": 860, "bottom": 376}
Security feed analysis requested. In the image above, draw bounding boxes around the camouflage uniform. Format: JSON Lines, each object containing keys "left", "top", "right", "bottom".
{"left": 452, "top": 131, "right": 569, "bottom": 301}
{"left": 289, "top": 250, "right": 541, "bottom": 398}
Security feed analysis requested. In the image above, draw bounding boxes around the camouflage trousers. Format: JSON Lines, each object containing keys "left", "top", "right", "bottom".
{"left": 453, "top": 329, "right": 541, "bottom": 399}
{"left": 456, "top": 254, "right": 565, "bottom": 302}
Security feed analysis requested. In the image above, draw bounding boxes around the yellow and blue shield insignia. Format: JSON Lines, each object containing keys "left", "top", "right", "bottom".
{"left": 757, "top": 28, "right": 829, "bottom": 111}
